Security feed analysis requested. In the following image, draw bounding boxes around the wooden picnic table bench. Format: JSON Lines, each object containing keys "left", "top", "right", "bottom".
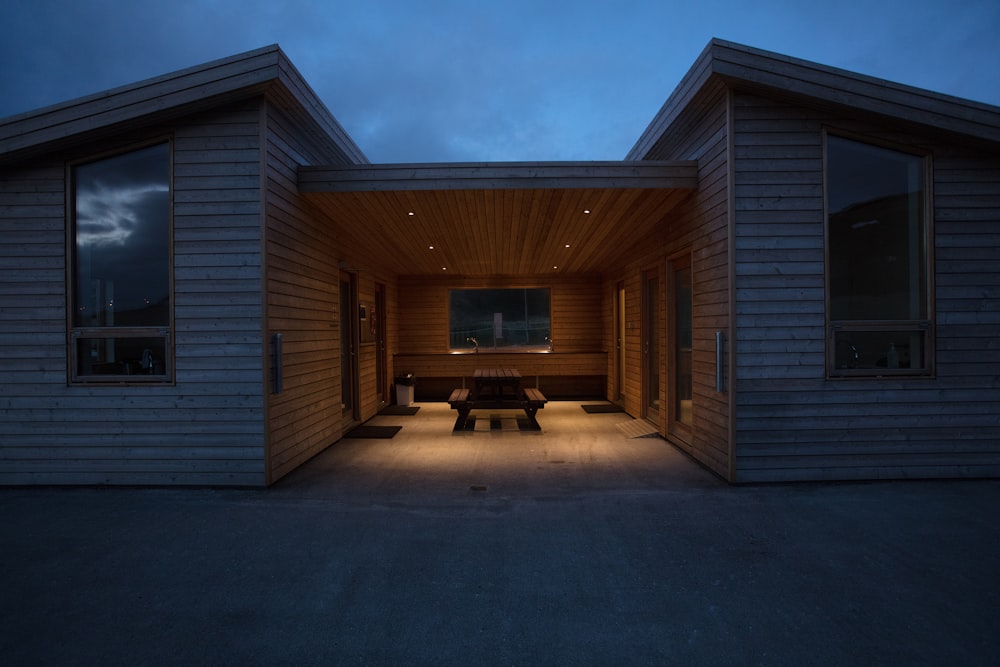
{"left": 449, "top": 369, "right": 547, "bottom": 431}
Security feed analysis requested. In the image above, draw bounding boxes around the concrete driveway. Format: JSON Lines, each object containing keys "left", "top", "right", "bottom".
{"left": 1, "top": 401, "right": 997, "bottom": 665}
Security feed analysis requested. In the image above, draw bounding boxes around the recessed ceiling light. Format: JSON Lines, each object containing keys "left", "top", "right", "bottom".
{"left": 428, "top": 245, "right": 435, "bottom": 250}
{"left": 408, "top": 211, "right": 415, "bottom": 216}
{"left": 564, "top": 244, "right": 571, "bottom": 248}
{"left": 441, "top": 267, "right": 447, "bottom": 271}
{"left": 583, "top": 209, "right": 591, "bottom": 214}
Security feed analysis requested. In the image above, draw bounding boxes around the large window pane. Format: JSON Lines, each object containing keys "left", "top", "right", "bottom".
{"left": 449, "top": 288, "right": 551, "bottom": 351}
{"left": 71, "top": 143, "right": 171, "bottom": 381}
{"left": 828, "top": 136, "right": 926, "bottom": 321}
{"left": 74, "top": 143, "right": 170, "bottom": 328}
{"left": 826, "top": 135, "right": 930, "bottom": 376}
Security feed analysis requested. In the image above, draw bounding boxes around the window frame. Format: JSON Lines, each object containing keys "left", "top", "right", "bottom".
{"left": 67, "top": 138, "right": 175, "bottom": 385}
{"left": 447, "top": 286, "right": 553, "bottom": 352}
{"left": 823, "top": 129, "right": 935, "bottom": 379}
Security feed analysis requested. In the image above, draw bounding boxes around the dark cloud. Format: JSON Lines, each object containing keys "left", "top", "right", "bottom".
{"left": 2, "top": 0, "right": 998, "bottom": 163}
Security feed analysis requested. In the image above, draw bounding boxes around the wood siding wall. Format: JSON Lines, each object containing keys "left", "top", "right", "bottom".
{"left": 731, "top": 92, "right": 1000, "bottom": 482}
{"left": 611, "top": 80, "right": 733, "bottom": 479}
{"left": 393, "top": 274, "right": 607, "bottom": 397}
{"left": 0, "top": 104, "right": 267, "bottom": 485}
{"left": 263, "top": 103, "right": 393, "bottom": 482}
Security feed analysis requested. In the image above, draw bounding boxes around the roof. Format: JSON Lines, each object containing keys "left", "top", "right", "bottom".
{"left": 299, "top": 161, "right": 698, "bottom": 275}
{"left": 629, "top": 38, "right": 1000, "bottom": 159}
{"left": 0, "top": 45, "right": 367, "bottom": 166}
{"left": 3, "top": 40, "right": 997, "bottom": 276}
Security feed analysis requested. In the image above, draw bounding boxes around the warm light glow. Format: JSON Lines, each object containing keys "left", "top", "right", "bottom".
{"left": 408, "top": 211, "right": 415, "bottom": 216}
{"left": 429, "top": 245, "right": 435, "bottom": 250}
{"left": 583, "top": 209, "right": 591, "bottom": 214}
{"left": 564, "top": 244, "right": 571, "bottom": 248}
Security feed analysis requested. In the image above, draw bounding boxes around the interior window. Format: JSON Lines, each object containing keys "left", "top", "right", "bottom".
{"left": 70, "top": 142, "right": 172, "bottom": 381}
{"left": 449, "top": 288, "right": 551, "bottom": 351}
{"left": 826, "top": 134, "right": 931, "bottom": 376}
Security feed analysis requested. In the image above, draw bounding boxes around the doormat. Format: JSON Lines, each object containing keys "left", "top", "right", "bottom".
{"left": 616, "top": 419, "right": 660, "bottom": 438}
{"left": 379, "top": 405, "right": 420, "bottom": 416}
{"left": 346, "top": 425, "right": 402, "bottom": 439}
{"left": 582, "top": 404, "right": 625, "bottom": 414}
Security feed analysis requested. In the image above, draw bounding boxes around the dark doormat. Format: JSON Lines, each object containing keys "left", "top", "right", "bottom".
{"left": 582, "top": 404, "right": 625, "bottom": 413}
{"left": 346, "top": 425, "right": 402, "bottom": 439}
{"left": 379, "top": 405, "right": 420, "bottom": 416}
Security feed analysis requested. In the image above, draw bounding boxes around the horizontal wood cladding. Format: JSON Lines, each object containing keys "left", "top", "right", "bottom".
{"left": 604, "top": 81, "right": 733, "bottom": 479}
{"left": 393, "top": 352, "right": 608, "bottom": 379}
{"left": 302, "top": 185, "right": 694, "bottom": 276}
{"left": 396, "top": 274, "right": 604, "bottom": 354}
{"left": 731, "top": 92, "right": 1000, "bottom": 482}
{"left": 264, "top": 105, "right": 345, "bottom": 483}
{"left": 0, "top": 105, "right": 267, "bottom": 486}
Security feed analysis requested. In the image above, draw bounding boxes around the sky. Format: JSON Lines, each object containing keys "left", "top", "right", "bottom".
{"left": 1, "top": 0, "right": 997, "bottom": 163}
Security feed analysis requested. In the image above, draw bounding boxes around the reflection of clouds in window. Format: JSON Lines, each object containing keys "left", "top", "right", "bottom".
{"left": 73, "top": 142, "right": 170, "bottom": 328}
{"left": 76, "top": 183, "right": 169, "bottom": 247}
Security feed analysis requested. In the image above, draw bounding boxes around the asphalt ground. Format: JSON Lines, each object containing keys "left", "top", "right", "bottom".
{"left": 1, "top": 401, "right": 997, "bottom": 665}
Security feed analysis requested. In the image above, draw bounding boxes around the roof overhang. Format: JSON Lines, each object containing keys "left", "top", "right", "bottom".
{"left": 298, "top": 161, "right": 698, "bottom": 275}
{"left": 0, "top": 45, "right": 367, "bottom": 166}
{"left": 630, "top": 39, "right": 1000, "bottom": 159}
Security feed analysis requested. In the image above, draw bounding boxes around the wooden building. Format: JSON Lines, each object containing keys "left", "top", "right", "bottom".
{"left": 1, "top": 40, "right": 998, "bottom": 485}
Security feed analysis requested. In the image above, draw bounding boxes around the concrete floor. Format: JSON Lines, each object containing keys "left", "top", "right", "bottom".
{"left": 1, "top": 401, "right": 998, "bottom": 665}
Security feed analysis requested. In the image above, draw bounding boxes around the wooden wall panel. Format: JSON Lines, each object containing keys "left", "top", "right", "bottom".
{"left": 731, "top": 92, "right": 1000, "bottom": 482}
{"left": 263, "top": 103, "right": 393, "bottom": 482}
{"left": 393, "top": 274, "right": 608, "bottom": 396}
{"left": 608, "top": 79, "right": 733, "bottom": 480}
{"left": 0, "top": 104, "right": 268, "bottom": 485}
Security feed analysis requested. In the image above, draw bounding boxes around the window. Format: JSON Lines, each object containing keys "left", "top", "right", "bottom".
{"left": 449, "top": 288, "right": 551, "bottom": 351}
{"left": 825, "top": 134, "right": 931, "bottom": 376}
{"left": 70, "top": 142, "right": 172, "bottom": 382}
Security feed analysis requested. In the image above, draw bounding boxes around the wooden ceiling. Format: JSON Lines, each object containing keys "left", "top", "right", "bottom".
{"left": 298, "top": 161, "right": 698, "bottom": 276}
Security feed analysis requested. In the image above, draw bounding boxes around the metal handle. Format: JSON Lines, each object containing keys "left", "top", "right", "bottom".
{"left": 272, "top": 333, "right": 283, "bottom": 394}
{"left": 715, "top": 330, "right": 726, "bottom": 393}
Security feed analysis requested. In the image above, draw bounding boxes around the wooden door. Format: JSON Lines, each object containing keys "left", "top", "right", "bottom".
{"left": 340, "top": 272, "right": 359, "bottom": 422}
{"left": 669, "top": 254, "right": 693, "bottom": 437}
{"left": 642, "top": 268, "right": 660, "bottom": 423}
{"left": 615, "top": 281, "right": 626, "bottom": 403}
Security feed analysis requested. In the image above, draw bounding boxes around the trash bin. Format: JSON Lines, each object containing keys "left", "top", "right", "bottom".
{"left": 394, "top": 373, "right": 416, "bottom": 406}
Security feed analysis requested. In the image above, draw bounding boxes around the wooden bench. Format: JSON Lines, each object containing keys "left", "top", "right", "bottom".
{"left": 448, "top": 388, "right": 473, "bottom": 430}
{"left": 520, "top": 387, "right": 548, "bottom": 430}
{"left": 448, "top": 386, "right": 548, "bottom": 431}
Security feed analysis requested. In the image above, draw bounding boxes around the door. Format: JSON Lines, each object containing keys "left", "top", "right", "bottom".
{"left": 642, "top": 268, "right": 660, "bottom": 424}
{"left": 669, "top": 254, "right": 693, "bottom": 436}
{"left": 340, "top": 272, "right": 359, "bottom": 422}
{"left": 615, "top": 281, "right": 626, "bottom": 403}
{"left": 375, "top": 282, "right": 388, "bottom": 406}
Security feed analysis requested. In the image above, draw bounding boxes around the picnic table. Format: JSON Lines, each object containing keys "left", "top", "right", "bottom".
{"left": 449, "top": 368, "right": 547, "bottom": 431}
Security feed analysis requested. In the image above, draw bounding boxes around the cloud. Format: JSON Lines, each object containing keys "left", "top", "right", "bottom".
{"left": 2, "top": 0, "right": 998, "bottom": 163}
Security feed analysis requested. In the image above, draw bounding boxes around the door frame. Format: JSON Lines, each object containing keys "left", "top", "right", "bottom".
{"left": 641, "top": 266, "right": 661, "bottom": 425}
{"left": 667, "top": 251, "right": 693, "bottom": 441}
{"left": 614, "top": 281, "right": 626, "bottom": 404}
{"left": 339, "top": 271, "right": 360, "bottom": 425}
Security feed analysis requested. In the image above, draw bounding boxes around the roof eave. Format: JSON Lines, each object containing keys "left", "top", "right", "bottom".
{"left": 298, "top": 161, "right": 698, "bottom": 192}
{"left": 630, "top": 38, "right": 1000, "bottom": 159}
{"left": 0, "top": 44, "right": 369, "bottom": 166}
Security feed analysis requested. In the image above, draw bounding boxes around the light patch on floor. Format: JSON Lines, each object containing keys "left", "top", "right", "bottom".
{"left": 616, "top": 419, "right": 660, "bottom": 438}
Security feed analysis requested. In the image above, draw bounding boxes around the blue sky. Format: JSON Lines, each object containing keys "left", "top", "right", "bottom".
{"left": 1, "top": 0, "right": 997, "bottom": 162}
